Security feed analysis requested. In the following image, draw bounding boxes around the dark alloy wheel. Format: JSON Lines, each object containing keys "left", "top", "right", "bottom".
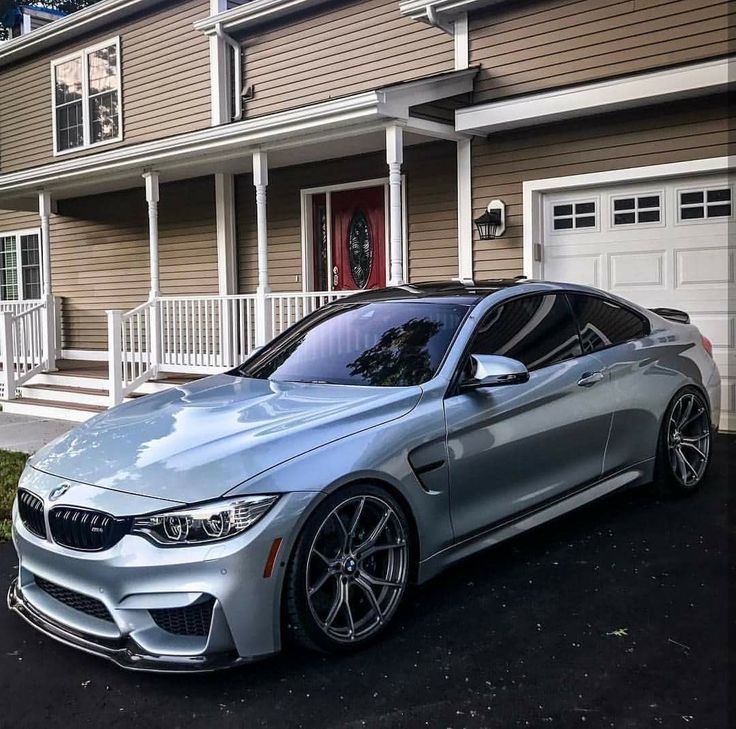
{"left": 657, "top": 388, "right": 713, "bottom": 494}
{"left": 284, "top": 485, "right": 411, "bottom": 653}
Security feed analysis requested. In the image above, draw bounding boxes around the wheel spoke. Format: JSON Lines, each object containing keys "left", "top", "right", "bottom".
{"left": 308, "top": 571, "right": 336, "bottom": 597}
{"left": 344, "top": 583, "right": 355, "bottom": 639}
{"left": 312, "top": 548, "right": 333, "bottom": 566}
{"left": 323, "top": 581, "right": 346, "bottom": 629}
{"left": 355, "top": 509, "right": 392, "bottom": 554}
{"left": 680, "top": 407, "right": 705, "bottom": 432}
{"left": 680, "top": 441, "right": 706, "bottom": 460}
{"left": 347, "top": 497, "right": 366, "bottom": 544}
{"left": 676, "top": 447, "right": 699, "bottom": 480}
{"left": 355, "top": 576, "right": 384, "bottom": 625}
{"left": 673, "top": 447, "right": 690, "bottom": 482}
{"left": 358, "top": 542, "right": 404, "bottom": 561}
{"left": 332, "top": 511, "right": 350, "bottom": 553}
{"left": 360, "top": 571, "right": 403, "bottom": 589}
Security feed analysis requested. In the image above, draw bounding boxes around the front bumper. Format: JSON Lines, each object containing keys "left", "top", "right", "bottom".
{"left": 7, "top": 578, "right": 246, "bottom": 672}
{"left": 9, "top": 477, "right": 319, "bottom": 672}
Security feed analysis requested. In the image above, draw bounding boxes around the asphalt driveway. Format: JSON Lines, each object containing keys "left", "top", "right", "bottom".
{"left": 0, "top": 436, "right": 731, "bottom": 728}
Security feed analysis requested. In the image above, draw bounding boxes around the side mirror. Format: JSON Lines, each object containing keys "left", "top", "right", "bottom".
{"left": 461, "top": 354, "right": 530, "bottom": 390}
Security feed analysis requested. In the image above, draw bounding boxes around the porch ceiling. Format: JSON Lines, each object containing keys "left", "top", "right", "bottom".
{"left": 0, "top": 68, "right": 476, "bottom": 210}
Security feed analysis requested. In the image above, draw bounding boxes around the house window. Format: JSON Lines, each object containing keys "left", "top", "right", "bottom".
{"left": 679, "top": 187, "right": 732, "bottom": 221}
{"left": 0, "top": 232, "right": 42, "bottom": 301}
{"left": 612, "top": 194, "right": 662, "bottom": 225}
{"left": 552, "top": 201, "right": 597, "bottom": 230}
{"left": 52, "top": 38, "right": 121, "bottom": 154}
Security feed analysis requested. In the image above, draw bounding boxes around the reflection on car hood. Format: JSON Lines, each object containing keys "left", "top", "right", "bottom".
{"left": 30, "top": 374, "right": 422, "bottom": 504}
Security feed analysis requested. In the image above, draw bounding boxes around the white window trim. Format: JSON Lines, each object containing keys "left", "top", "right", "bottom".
{"left": 522, "top": 156, "right": 731, "bottom": 279}
{"left": 299, "top": 177, "right": 408, "bottom": 292}
{"left": 609, "top": 190, "right": 665, "bottom": 229}
{"left": 675, "top": 183, "right": 734, "bottom": 226}
{"left": 51, "top": 35, "right": 123, "bottom": 157}
{"left": 0, "top": 228, "right": 43, "bottom": 302}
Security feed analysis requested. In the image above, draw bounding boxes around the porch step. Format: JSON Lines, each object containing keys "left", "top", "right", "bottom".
{"left": 19, "top": 383, "right": 113, "bottom": 408}
{"left": 1, "top": 397, "right": 105, "bottom": 423}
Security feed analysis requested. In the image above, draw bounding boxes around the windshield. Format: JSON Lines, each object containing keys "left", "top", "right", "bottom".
{"left": 237, "top": 301, "right": 469, "bottom": 387}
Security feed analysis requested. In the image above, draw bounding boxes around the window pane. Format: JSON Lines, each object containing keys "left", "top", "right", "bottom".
{"left": 0, "top": 236, "right": 18, "bottom": 301}
{"left": 471, "top": 294, "right": 582, "bottom": 371}
{"left": 87, "top": 44, "right": 118, "bottom": 95}
{"left": 681, "top": 207, "right": 705, "bottom": 220}
{"left": 20, "top": 235, "right": 41, "bottom": 300}
{"left": 614, "top": 212, "right": 635, "bottom": 225}
{"left": 567, "top": 295, "right": 648, "bottom": 353}
{"left": 638, "top": 209, "right": 660, "bottom": 223}
{"left": 706, "top": 188, "right": 731, "bottom": 203}
{"left": 554, "top": 204, "right": 573, "bottom": 216}
{"left": 614, "top": 198, "right": 635, "bottom": 211}
{"left": 240, "top": 302, "right": 469, "bottom": 387}
{"left": 707, "top": 203, "right": 731, "bottom": 218}
{"left": 638, "top": 195, "right": 660, "bottom": 209}
{"left": 575, "top": 215, "right": 596, "bottom": 228}
{"left": 553, "top": 218, "right": 573, "bottom": 230}
{"left": 56, "top": 102, "right": 84, "bottom": 151}
{"left": 681, "top": 191, "right": 704, "bottom": 205}
{"left": 89, "top": 91, "right": 119, "bottom": 142}
{"left": 576, "top": 202, "right": 595, "bottom": 214}
{"left": 55, "top": 58, "right": 82, "bottom": 105}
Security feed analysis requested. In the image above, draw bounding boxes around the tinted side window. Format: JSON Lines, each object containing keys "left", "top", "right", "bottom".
{"left": 567, "top": 294, "right": 649, "bottom": 353}
{"left": 471, "top": 294, "right": 582, "bottom": 371}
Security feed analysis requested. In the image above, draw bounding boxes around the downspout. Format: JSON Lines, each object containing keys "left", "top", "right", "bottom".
{"left": 215, "top": 22, "right": 243, "bottom": 122}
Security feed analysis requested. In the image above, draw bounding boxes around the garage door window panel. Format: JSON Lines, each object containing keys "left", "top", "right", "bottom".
{"left": 678, "top": 187, "right": 732, "bottom": 222}
{"left": 612, "top": 194, "right": 662, "bottom": 226}
{"left": 471, "top": 294, "right": 582, "bottom": 371}
{"left": 567, "top": 295, "right": 649, "bottom": 354}
{"left": 552, "top": 200, "right": 598, "bottom": 232}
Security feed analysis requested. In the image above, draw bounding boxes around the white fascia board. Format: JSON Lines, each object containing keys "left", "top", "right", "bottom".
{"left": 457, "top": 57, "right": 734, "bottom": 135}
{"left": 0, "top": 0, "right": 149, "bottom": 67}
{"left": 0, "top": 92, "right": 384, "bottom": 196}
{"left": 194, "top": 0, "right": 334, "bottom": 35}
{"left": 400, "top": 0, "right": 507, "bottom": 22}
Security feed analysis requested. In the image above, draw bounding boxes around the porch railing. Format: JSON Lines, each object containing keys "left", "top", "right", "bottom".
{"left": 107, "top": 290, "right": 357, "bottom": 405}
{"left": 0, "top": 299, "right": 54, "bottom": 400}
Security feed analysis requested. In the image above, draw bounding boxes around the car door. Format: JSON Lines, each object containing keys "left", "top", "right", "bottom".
{"left": 444, "top": 292, "right": 615, "bottom": 540}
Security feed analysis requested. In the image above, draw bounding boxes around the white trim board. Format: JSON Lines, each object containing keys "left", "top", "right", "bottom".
{"left": 457, "top": 58, "right": 734, "bottom": 135}
{"left": 196, "top": 0, "right": 335, "bottom": 35}
{"left": 521, "top": 156, "right": 732, "bottom": 280}
{"left": 400, "top": 0, "right": 508, "bottom": 22}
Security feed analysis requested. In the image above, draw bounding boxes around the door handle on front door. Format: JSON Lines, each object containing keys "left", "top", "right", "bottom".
{"left": 333, "top": 266, "right": 339, "bottom": 288}
{"left": 578, "top": 371, "right": 605, "bottom": 387}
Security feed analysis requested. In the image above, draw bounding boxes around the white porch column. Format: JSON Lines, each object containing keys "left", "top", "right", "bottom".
{"left": 38, "top": 190, "right": 56, "bottom": 371}
{"left": 253, "top": 151, "right": 271, "bottom": 346}
{"left": 456, "top": 138, "right": 473, "bottom": 281}
{"left": 386, "top": 125, "right": 404, "bottom": 286}
{"left": 142, "top": 170, "right": 161, "bottom": 373}
{"left": 215, "top": 172, "right": 237, "bottom": 365}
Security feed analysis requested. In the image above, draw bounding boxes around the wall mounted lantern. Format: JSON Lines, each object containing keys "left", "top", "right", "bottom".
{"left": 474, "top": 199, "right": 506, "bottom": 240}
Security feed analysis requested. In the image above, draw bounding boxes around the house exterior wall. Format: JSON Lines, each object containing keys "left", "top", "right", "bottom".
{"left": 470, "top": 94, "right": 730, "bottom": 279}
{"left": 0, "top": 0, "right": 211, "bottom": 174}
{"left": 238, "top": 0, "right": 454, "bottom": 118}
{"left": 0, "top": 177, "right": 218, "bottom": 351}
{"left": 235, "top": 141, "right": 459, "bottom": 293}
{"left": 469, "top": 0, "right": 731, "bottom": 103}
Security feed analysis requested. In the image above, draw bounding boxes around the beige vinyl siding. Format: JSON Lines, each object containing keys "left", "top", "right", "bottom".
{"left": 470, "top": 0, "right": 732, "bottom": 103}
{"left": 471, "top": 94, "right": 730, "bottom": 279}
{"left": 239, "top": 0, "right": 454, "bottom": 118}
{"left": 0, "top": 209, "right": 39, "bottom": 232}
{"left": 49, "top": 177, "right": 217, "bottom": 351}
{"left": 236, "top": 142, "right": 458, "bottom": 293}
{"left": 0, "top": 0, "right": 211, "bottom": 174}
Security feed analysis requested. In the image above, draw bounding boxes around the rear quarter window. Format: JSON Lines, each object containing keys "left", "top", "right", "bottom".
{"left": 567, "top": 294, "right": 649, "bottom": 353}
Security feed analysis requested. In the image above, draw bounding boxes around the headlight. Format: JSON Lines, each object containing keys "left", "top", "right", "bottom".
{"left": 131, "top": 495, "right": 278, "bottom": 546}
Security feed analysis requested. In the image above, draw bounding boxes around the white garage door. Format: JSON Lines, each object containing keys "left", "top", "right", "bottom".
{"left": 542, "top": 174, "right": 734, "bottom": 431}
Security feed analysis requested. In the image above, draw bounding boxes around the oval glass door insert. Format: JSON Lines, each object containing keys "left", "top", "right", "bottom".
{"left": 347, "top": 210, "right": 372, "bottom": 288}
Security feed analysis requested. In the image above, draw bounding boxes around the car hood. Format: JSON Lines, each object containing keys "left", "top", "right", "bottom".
{"left": 30, "top": 374, "right": 421, "bottom": 504}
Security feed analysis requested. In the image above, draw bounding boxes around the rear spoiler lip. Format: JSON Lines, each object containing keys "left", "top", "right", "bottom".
{"left": 650, "top": 307, "right": 690, "bottom": 325}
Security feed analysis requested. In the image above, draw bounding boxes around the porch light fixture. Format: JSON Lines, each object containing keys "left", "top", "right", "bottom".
{"left": 474, "top": 199, "right": 506, "bottom": 240}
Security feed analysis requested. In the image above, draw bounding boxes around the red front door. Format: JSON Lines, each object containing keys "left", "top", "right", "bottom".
{"left": 330, "top": 186, "right": 386, "bottom": 290}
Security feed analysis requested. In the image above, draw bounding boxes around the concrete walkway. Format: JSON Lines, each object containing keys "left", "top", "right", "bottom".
{"left": 0, "top": 412, "right": 74, "bottom": 453}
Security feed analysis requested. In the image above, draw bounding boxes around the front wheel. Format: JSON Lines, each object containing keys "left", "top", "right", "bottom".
{"left": 655, "top": 387, "right": 713, "bottom": 495}
{"left": 284, "top": 484, "right": 412, "bottom": 653}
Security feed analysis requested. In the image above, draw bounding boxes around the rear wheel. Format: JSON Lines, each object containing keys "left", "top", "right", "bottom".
{"left": 284, "top": 484, "right": 411, "bottom": 653}
{"left": 656, "top": 387, "right": 713, "bottom": 495}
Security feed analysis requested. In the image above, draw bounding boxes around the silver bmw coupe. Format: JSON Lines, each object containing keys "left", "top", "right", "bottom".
{"left": 8, "top": 280, "right": 720, "bottom": 671}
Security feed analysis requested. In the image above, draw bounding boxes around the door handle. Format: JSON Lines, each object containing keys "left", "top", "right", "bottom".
{"left": 578, "top": 371, "right": 605, "bottom": 387}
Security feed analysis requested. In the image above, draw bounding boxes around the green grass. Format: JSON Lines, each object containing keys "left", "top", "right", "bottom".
{"left": 0, "top": 450, "right": 28, "bottom": 541}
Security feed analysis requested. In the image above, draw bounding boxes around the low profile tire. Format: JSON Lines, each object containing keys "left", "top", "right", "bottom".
{"left": 655, "top": 387, "right": 713, "bottom": 496}
{"left": 284, "top": 484, "right": 412, "bottom": 654}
